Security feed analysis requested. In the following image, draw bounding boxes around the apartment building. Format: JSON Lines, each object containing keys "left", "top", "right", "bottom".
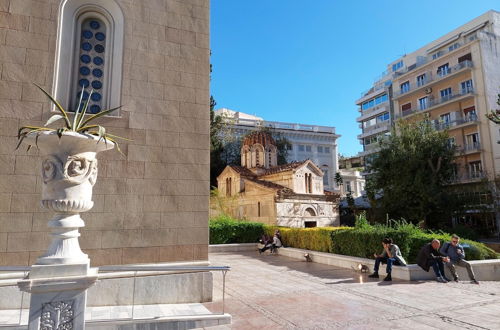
{"left": 391, "top": 10, "right": 500, "bottom": 183}
{"left": 355, "top": 79, "right": 392, "bottom": 160}
{"left": 214, "top": 108, "right": 340, "bottom": 191}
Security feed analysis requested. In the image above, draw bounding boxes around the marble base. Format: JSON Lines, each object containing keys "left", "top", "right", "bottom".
{"left": 18, "top": 263, "right": 97, "bottom": 330}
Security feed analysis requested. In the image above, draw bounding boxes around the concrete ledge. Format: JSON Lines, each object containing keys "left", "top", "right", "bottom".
{"left": 209, "top": 243, "right": 500, "bottom": 281}
{"left": 209, "top": 243, "right": 258, "bottom": 253}
{"left": 278, "top": 247, "right": 500, "bottom": 281}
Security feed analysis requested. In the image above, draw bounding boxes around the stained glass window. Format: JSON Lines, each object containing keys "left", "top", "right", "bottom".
{"left": 75, "top": 18, "right": 106, "bottom": 113}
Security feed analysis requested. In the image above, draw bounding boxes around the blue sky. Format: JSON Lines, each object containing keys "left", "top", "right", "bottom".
{"left": 210, "top": 1, "right": 499, "bottom": 157}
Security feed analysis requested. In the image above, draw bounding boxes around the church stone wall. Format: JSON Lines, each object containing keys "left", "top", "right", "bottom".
{"left": 0, "top": 0, "right": 210, "bottom": 266}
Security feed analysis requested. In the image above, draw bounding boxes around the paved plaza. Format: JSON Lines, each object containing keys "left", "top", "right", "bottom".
{"left": 204, "top": 251, "right": 500, "bottom": 329}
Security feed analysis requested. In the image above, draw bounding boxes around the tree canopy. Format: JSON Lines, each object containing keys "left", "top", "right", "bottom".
{"left": 366, "top": 117, "right": 456, "bottom": 226}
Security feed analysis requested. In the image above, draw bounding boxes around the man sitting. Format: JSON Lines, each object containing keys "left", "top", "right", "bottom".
{"left": 417, "top": 239, "right": 450, "bottom": 283}
{"left": 440, "top": 234, "right": 479, "bottom": 284}
{"left": 368, "top": 237, "right": 407, "bottom": 281}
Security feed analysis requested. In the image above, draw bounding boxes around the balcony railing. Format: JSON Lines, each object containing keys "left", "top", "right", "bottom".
{"left": 358, "top": 121, "right": 391, "bottom": 139}
{"left": 450, "top": 171, "right": 486, "bottom": 183}
{"left": 433, "top": 114, "right": 478, "bottom": 131}
{"left": 393, "top": 60, "right": 473, "bottom": 98}
{"left": 395, "top": 88, "right": 475, "bottom": 119}
{"left": 462, "top": 142, "right": 481, "bottom": 153}
{"left": 229, "top": 117, "right": 336, "bottom": 134}
{"left": 356, "top": 102, "right": 389, "bottom": 122}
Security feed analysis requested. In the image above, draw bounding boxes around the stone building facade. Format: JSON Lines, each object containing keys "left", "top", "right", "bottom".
{"left": 0, "top": 0, "right": 210, "bottom": 266}
{"left": 217, "top": 132, "right": 340, "bottom": 227}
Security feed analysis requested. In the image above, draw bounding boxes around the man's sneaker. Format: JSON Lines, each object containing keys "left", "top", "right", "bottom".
{"left": 443, "top": 277, "right": 451, "bottom": 282}
{"left": 471, "top": 279, "right": 480, "bottom": 285}
{"left": 368, "top": 273, "right": 379, "bottom": 278}
{"left": 437, "top": 277, "right": 448, "bottom": 283}
{"left": 453, "top": 276, "right": 459, "bottom": 282}
{"left": 383, "top": 273, "right": 392, "bottom": 281}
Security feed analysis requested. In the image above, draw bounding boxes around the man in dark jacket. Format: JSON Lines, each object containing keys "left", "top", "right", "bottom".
{"left": 417, "top": 239, "right": 450, "bottom": 283}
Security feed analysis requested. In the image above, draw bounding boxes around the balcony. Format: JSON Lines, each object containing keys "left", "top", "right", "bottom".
{"left": 450, "top": 171, "right": 486, "bottom": 184}
{"left": 433, "top": 114, "right": 479, "bottom": 131}
{"left": 231, "top": 118, "right": 336, "bottom": 134}
{"left": 393, "top": 60, "right": 473, "bottom": 99}
{"left": 357, "top": 121, "right": 391, "bottom": 139}
{"left": 358, "top": 143, "right": 381, "bottom": 156}
{"left": 461, "top": 142, "right": 481, "bottom": 153}
{"left": 356, "top": 102, "right": 389, "bottom": 122}
{"left": 395, "top": 88, "right": 475, "bottom": 119}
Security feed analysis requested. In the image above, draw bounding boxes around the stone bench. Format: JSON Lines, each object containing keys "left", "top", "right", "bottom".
{"left": 209, "top": 243, "right": 500, "bottom": 281}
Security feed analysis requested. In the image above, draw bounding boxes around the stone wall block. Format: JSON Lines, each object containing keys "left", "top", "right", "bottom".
{"left": 7, "top": 231, "right": 50, "bottom": 252}
{"left": 123, "top": 211, "right": 160, "bottom": 229}
{"left": 29, "top": 17, "right": 56, "bottom": 35}
{"left": 144, "top": 162, "right": 179, "bottom": 180}
{"left": 80, "top": 230, "right": 102, "bottom": 249}
{"left": 0, "top": 0, "right": 9, "bottom": 12}
{"left": 25, "top": 48, "right": 51, "bottom": 67}
{"left": 177, "top": 227, "right": 207, "bottom": 245}
{"left": 195, "top": 87, "right": 209, "bottom": 105}
{"left": 101, "top": 230, "right": 142, "bottom": 249}
{"left": 161, "top": 211, "right": 193, "bottom": 228}
{"left": 143, "top": 195, "right": 163, "bottom": 212}
{"left": 105, "top": 160, "right": 145, "bottom": 179}
{"left": 83, "top": 212, "right": 124, "bottom": 231}
{"left": 195, "top": 32, "right": 208, "bottom": 49}
{"left": 121, "top": 246, "right": 159, "bottom": 264}
{"left": 85, "top": 248, "right": 122, "bottom": 266}
{"left": 0, "top": 232, "right": 6, "bottom": 252}
{"left": 2, "top": 63, "right": 47, "bottom": 84}
{"left": 0, "top": 212, "right": 31, "bottom": 232}
{"left": 5, "top": 30, "right": 48, "bottom": 50}
{"left": 0, "top": 12, "right": 29, "bottom": 31}
{"left": 146, "top": 130, "right": 180, "bottom": 147}
{"left": 141, "top": 228, "right": 177, "bottom": 246}
{"left": 0, "top": 45, "right": 26, "bottom": 64}
{"left": 193, "top": 244, "right": 208, "bottom": 260}
{"left": 159, "top": 244, "right": 193, "bottom": 262}
{"left": 125, "top": 178, "right": 162, "bottom": 195}
{"left": 147, "top": 99, "right": 179, "bottom": 116}
{"left": 0, "top": 154, "right": 15, "bottom": 174}
{"left": 10, "top": 193, "right": 41, "bottom": 212}
{"left": 0, "top": 100, "right": 43, "bottom": 120}
{"left": 0, "top": 251, "right": 30, "bottom": 265}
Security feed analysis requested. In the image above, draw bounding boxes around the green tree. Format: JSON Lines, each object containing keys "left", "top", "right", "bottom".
{"left": 210, "top": 96, "right": 226, "bottom": 187}
{"left": 486, "top": 91, "right": 500, "bottom": 124}
{"left": 366, "top": 117, "right": 456, "bottom": 227}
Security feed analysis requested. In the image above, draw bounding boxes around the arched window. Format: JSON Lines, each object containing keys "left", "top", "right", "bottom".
{"left": 54, "top": 0, "right": 124, "bottom": 113}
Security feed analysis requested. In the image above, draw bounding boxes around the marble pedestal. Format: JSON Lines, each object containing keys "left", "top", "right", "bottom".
{"left": 18, "top": 264, "right": 97, "bottom": 330}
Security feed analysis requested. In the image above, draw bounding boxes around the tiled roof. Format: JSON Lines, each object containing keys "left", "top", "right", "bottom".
{"left": 245, "top": 177, "right": 293, "bottom": 193}
{"left": 242, "top": 131, "right": 276, "bottom": 147}
{"left": 229, "top": 166, "right": 257, "bottom": 177}
{"left": 262, "top": 160, "right": 307, "bottom": 175}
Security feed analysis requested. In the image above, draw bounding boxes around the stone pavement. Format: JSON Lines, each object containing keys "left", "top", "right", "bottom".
{"left": 203, "top": 251, "right": 500, "bottom": 329}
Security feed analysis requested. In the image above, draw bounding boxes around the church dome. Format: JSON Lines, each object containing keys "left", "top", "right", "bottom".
{"left": 242, "top": 131, "right": 276, "bottom": 147}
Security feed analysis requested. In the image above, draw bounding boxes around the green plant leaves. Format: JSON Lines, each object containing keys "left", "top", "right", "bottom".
{"left": 34, "top": 83, "right": 71, "bottom": 129}
{"left": 44, "top": 114, "right": 65, "bottom": 127}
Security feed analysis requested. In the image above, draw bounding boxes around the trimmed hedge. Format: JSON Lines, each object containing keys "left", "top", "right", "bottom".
{"left": 209, "top": 216, "right": 498, "bottom": 262}
{"left": 209, "top": 215, "right": 264, "bottom": 244}
{"left": 264, "top": 226, "right": 350, "bottom": 252}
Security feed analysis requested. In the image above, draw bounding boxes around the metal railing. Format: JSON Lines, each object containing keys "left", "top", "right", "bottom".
{"left": 433, "top": 114, "right": 478, "bottom": 131}
{"left": 356, "top": 102, "right": 389, "bottom": 121}
{"left": 229, "top": 117, "right": 335, "bottom": 134}
{"left": 0, "top": 265, "right": 230, "bottom": 327}
{"left": 393, "top": 60, "right": 473, "bottom": 98}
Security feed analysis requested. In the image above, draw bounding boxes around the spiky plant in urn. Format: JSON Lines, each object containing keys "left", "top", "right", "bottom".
{"left": 17, "top": 84, "right": 125, "bottom": 266}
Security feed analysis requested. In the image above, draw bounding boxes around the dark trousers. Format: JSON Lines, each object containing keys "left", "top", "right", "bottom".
{"left": 429, "top": 259, "right": 445, "bottom": 278}
{"left": 374, "top": 257, "right": 400, "bottom": 274}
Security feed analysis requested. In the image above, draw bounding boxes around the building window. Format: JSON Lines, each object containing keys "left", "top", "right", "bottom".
{"left": 401, "top": 102, "right": 412, "bottom": 112}
{"left": 400, "top": 81, "right": 410, "bottom": 94}
{"left": 392, "top": 60, "right": 403, "bottom": 72}
{"left": 74, "top": 19, "right": 107, "bottom": 113}
{"left": 466, "top": 133, "right": 480, "bottom": 149}
{"left": 298, "top": 145, "right": 305, "bottom": 152}
{"left": 287, "top": 144, "right": 293, "bottom": 151}
{"left": 416, "top": 74, "right": 427, "bottom": 87}
{"left": 257, "top": 202, "right": 261, "bottom": 217}
{"left": 305, "top": 173, "right": 313, "bottom": 193}
{"left": 418, "top": 97, "right": 428, "bottom": 110}
{"left": 447, "top": 137, "right": 455, "bottom": 148}
{"left": 458, "top": 53, "right": 472, "bottom": 64}
{"left": 345, "top": 181, "right": 351, "bottom": 193}
{"left": 324, "top": 147, "right": 330, "bottom": 153}
{"left": 322, "top": 169, "right": 329, "bottom": 186}
{"left": 464, "top": 106, "right": 476, "bottom": 120}
{"left": 361, "top": 94, "right": 387, "bottom": 110}
{"left": 317, "top": 146, "right": 323, "bottom": 153}
{"left": 305, "top": 145, "right": 311, "bottom": 152}
{"left": 439, "top": 113, "right": 451, "bottom": 129}
{"left": 469, "top": 161, "right": 482, "bottom": 179}
{"left": 54, "top": 0, "right": 124, "bottom": 113}
{"left": 437, "top": 63, "right": 450, "bottom": 77}
{"left": 448, "top": 43, "right": 459, "bottom": 52}
{"left": 226, "top": 177, "right": 232, "bottom": 196}
{"left": 461, "top": 79, "right": 473, "bottom": 94}
{"left": 440, "top": 87, "right": 452, "bottom": 101}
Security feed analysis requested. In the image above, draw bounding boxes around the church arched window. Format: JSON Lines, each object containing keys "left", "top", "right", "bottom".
{"left": 53, "top": 0, "right": 124, "bottom": 114}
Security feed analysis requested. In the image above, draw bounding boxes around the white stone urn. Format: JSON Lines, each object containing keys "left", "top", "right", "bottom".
{"left": 25, "top": 131, "right": 114, "bottom": 265}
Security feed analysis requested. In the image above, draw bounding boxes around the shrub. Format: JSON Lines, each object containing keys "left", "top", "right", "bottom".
{"left": 264, "top": 226, "right": 350, "bottom": 252}
{"left": 209, "top": 215, "right": 264, "bottom": 244}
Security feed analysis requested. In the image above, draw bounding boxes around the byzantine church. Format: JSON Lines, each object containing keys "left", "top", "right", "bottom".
{"left": 217, "top": 131, "right": 340, "bottom": 227}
